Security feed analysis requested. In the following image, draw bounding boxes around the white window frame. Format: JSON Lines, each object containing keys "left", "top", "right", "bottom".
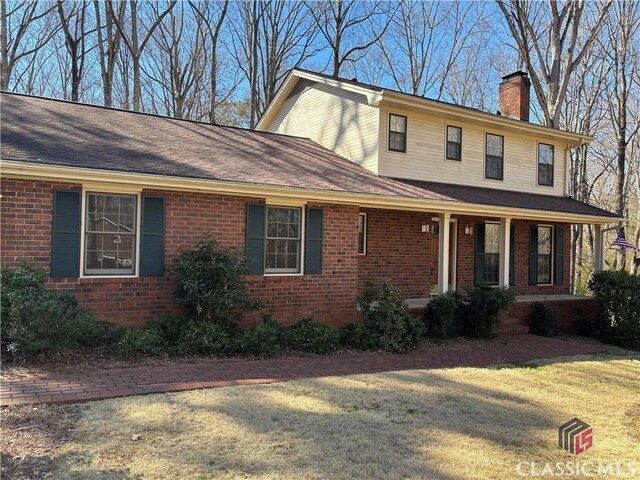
{"left": 483, "top": 221, "right": 501, "bottom": 286}
{"left": 445, "top": 124, "right": 463, "bottom": 161}
{"left": 264, "top": 205, "right": 305, "bottom": 276}
{"left": 388, "top": 113, "right": 407, "bottom": 153}
{"left": 537, "top": 142, "right": 555, "bottom": 187}
{"left": 484, "top": 132, "right": 504, "bottom": 181}
{"left": 536, "top": 224, "right": 554, "bottom": 286}
{"left": 358, "top": 212, "right": 367, "bottom": 255}
{"left": 79, "top": 186, "right": 142, "bottom": 279}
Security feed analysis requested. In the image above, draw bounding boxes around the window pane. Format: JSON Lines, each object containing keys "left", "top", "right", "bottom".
{"left": 486, "top": 134, "right": 503, "bottom": 157}
{"left": 537, "top": 255, "right": 551, "bottom": 284}
{"left": 390, "top": 114, "right": 406, "bottom": 133}
{"left": 484, "top": 253, "right": 500, "bottom": 285}
{"left": 447, "top": 126, "right": 461, "bottom": 143}
{"left": 447, "top": 141, "right": 461, "bottom": 160}
{"left": 538, "top": 144, "right": 553, "bottom": 165}
{"left": 538, "top": 227, "right": 551, "bottom": 254}
{"left": 358, "top": 214, "right": 366, "bottom": 254}
{"left": 538, "top": 164, "right": 553, "bottom": 186}
{"left": 389, "top": 131, "right": 405, "bottom": 152}
{"left": 265, "top": 206, "right": 301, "bottom": 272}
{"left": 485, "top": 224, "right": 500, "bottom": 254}
{"left": 486, "top": 156, "right": 503, "bottom": 179}
{"left": 84, "top": 193, "right": 137, "bottom": 275}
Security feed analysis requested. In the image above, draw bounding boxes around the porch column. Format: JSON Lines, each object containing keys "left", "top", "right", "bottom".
{"left": 499, "top": 217, "right": 511, "bottom": 288}
{"left": 594, "top": 224, "right": 604, "bottom": 273}
{"left": 438, "top": 212, "right": 451, "bottom": 294}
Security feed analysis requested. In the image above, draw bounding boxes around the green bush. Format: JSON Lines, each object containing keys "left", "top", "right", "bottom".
{"left": 589, "top": 270, "right": 640, "bottom": 350}
{"left": 572, "top": 308, "right": 603, "bottom": 338}
{"left": 239, "top": 315, "right": 283, "bottom": 356}
{"left": 2, "top": 266, "right": 121, "bottom": 356}
{"left": 457, "top": 286, "right": 515, "bottom": 338}
{"left": 423, "top": 292, "right": 459, "bottom": 338}
{"left": 288, "top": 317, "right": 340, "bottom": 354}
{"left": 180, "top": 321, "right": 235, "bottom": 356}
{"left": 358, "top": 279, "right": 424, "bottom": 353}
{"left": 339, "top": 322, "right": 378, "bottom": 350}
{"left": 528, "top": 302, "right": 558, "bottom": 337}
{"left": 173, "top": 235, "right": 262, "bottom": 326}
{"left": 118, "top": 315, "right": 190, "bottom": 356}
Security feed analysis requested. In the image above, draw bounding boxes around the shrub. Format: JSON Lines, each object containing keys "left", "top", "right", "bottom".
{"left": 118, "top": 315, "right": 190, "bottom": 356}
{"left": 589, "top": 270, "right": 640, "bottom": 350}
{"left": 457, "top": 286, "right": 515, "bottom": 338}
{"left": 173, "top": 235, "right": 262, "bottom": 326}
{"left": 179, "top": 321, "right": 235, "bottom": 356}
{"left": 288, "top": 317, "right": 340, "bottom": 354}
{"left": 528, "top": 302, "right": 558, "bottom": 337}
{"left": 1, "top": 266, "right": 122, "bottom": 356}
{"left": 358, "top": 279, "right": 424, "bottom": 353}
{"left": 339, "top": 322, "right": 378, "bottom": 350}
{"left": 423, "top": 292, "right": 459, "bottom": 338}
{"left": 239, "top": 315, "right": 283, "bottom": 356}
{"left": 572, "top": 308, "right": 603, "bottom": 338}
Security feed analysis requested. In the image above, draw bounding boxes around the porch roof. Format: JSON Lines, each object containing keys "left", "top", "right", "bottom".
{"left": 392, "top": 178, "right": 618, "bottom": 220}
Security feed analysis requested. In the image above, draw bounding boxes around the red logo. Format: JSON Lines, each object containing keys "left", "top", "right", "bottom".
{"left": 558, "top": 418, "right": 593, "bottom": 455}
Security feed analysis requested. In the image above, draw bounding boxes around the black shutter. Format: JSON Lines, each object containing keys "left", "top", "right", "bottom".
{"left": 555, "top": 227, "right": 565, "bottom": 285}
{"left": 140, "top": 196, "right": 165, "bottom": 277}
{"left": 529, "top": 225, "right": 538, "bottom": 285}
{"left": 51, "top": 190, "right": 81, "bottom": 278}
{"left": 475, "top": 223, "right": 485, "bottom": 286}
{"left": 509, "top": 224, "right": 516, "bottom": 286}
{"left": 246, "top": 204, "right": 265, "bottom": 275}
{"left": 305, "top": 207, "right": 323, "bottom": 274}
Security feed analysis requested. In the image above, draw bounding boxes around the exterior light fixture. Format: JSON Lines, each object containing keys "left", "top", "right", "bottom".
{"left": 465, "top": 224, "right": 474, "bottom": 235}
{"left": 422, "top": 221, "right": 437, "bottom": 234}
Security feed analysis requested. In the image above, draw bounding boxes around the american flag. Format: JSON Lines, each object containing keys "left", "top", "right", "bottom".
{"left": 612, "top": 236, "right": 640, "bottom": 252}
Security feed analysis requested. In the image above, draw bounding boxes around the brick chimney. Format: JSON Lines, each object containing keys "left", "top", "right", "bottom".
{"left": 498, "top": 71, "right": 531, "bottom": 122}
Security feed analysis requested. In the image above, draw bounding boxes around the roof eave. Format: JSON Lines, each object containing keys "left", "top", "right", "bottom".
{"left": 1, "top": 159, "right": 620, "bottom": 225}
{"left": 381, "top": 91, "right": 593, "bottom": 145}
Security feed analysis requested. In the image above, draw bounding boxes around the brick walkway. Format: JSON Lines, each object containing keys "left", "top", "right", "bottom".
{"left": 0, "top": 335, "right": 602, "bottom": 407}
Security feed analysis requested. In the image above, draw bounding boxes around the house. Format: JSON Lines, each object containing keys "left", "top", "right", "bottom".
{"left": 0, "top": 71, "right": 619, "bottom": 332}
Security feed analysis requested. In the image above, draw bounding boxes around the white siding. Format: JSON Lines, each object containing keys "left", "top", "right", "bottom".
{"left": 268, "top": 82, "right": 380, "bottom": 173}
{"left": 378, "top": 106, "right": 568, "bottom": 196}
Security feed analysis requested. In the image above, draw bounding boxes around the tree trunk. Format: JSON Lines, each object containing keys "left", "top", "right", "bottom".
{"left": 0, "top": 0, "right": 8, "bottom": 90}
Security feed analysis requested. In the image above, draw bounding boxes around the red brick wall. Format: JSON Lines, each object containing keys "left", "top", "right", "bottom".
{"left": 1, "top": 179, "right": 359, "bottom": 328}
{"left": 357, "top": 208, "right": 432, "bottom": 298}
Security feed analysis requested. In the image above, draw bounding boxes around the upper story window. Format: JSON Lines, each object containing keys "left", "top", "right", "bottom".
{"left": 265, "top": 206, "right": 301, "bottom": 274}
{"left": 84, "top": 192, "right": 137, "bottom": 275}
{"left": 446, "top": 125, "right": 462, "bottom": 161}
{"left": 388, "top": 113, "right": 407, "bottom": 152}
{"left": 358, "top": 213, "right": 367, "bottom": 255}
{"left": 485, "top": 133, "right": 504, "bottom": 180}
{"left": 538, "top": 143, "right": 554, "bottom": 186}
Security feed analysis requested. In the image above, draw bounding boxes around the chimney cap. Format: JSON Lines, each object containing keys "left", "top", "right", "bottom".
{"left": 501, "top": 71, "right": 529, "bottom": 81}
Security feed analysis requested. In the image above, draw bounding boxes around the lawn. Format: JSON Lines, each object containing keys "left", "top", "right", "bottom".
{"left": 4, "top": 353, "right": 640, "bottom": 480}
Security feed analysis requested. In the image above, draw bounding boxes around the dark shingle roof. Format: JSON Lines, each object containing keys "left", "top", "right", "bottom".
{"left": 1, "top": 92, "right": 617, "bottom": 219}
{"left": 392, "top": 178, "right": 618, "bottom": 218}
{"left": 0, "top": 92, "right": 419, "bottom": 197}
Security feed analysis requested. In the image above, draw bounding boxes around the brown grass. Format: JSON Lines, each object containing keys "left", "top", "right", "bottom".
{"left": 36, "top": 353, "right": 640, "bottom": 480}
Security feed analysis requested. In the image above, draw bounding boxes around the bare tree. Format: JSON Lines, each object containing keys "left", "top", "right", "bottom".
{"left": 108, "top": 0, "right": 176, "bottom": 111}
{"left": 56, "top": 0, "right": 92, "bottom": 102}
{"left": 189, "top": 0, "right": 229, "bottom": 123}
{"left": 94, "top": 0, "right": 125, "bottom": 106}
{"left": 1, "top": 0, "right": 58, "bottom": 90}
{"left": 496, "top": 0, "right": 613, "bottom": 128}
{"left": 310, "top": 0, "right": 394, "bottom": 77}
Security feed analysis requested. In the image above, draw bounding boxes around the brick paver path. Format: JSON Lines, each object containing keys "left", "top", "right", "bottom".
{"left": 0, "top": 335, "right": 602, "bottom": 406}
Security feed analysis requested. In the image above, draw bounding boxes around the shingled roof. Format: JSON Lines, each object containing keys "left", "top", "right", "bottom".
{"left": 1, "top": 92, "right": 617, "bottom": 220}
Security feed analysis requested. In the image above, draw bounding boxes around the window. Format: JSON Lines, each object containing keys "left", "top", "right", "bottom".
{"left": 388, "top": 113, "right": 407, "bottom": 152}
{"left": 483, "top": 223, "right": 500, "bottom": 285}
{"left": 358, "top": 213, "right": 367, "bottom": 254}
{"left": 536, "top": 226, "right": 552, "bottom": 284}
{"left": 485, "top": 133, "right": 504, "bottom": 180}
{"left": 446, "top": 125, "right": 462, "bottom": 161}
{"left": 538, "top": 143, "right": 554, "bottom": 186}
{"left": 265, "top": 206, "right": 301, "bottom": 273}
{"left": 84, "top": 193, "right": 137, "bottom": 275}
